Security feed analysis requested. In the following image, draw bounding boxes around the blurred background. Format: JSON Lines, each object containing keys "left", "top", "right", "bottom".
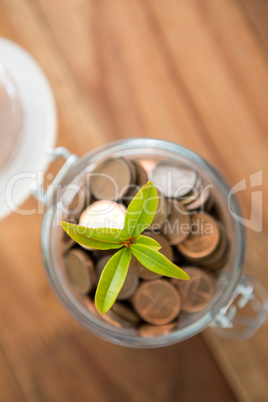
{"left": 0, "top": 0, "right": 267, "bottom": 401}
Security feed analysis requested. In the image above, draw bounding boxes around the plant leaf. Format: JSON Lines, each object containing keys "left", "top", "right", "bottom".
{"left": 130, "top": 244, "right": 190, "bottom": 280}
{"left": 124, "top": 181, "right": 158, "bottom": 238}
{"left": 95, "top": 248, "right": 132, "bottom": 313}
{"left": 135, "top": 235, "right": 161, "bottom": 251}
{"left": 62, "top": 222, "right": 128, "bottom": 250}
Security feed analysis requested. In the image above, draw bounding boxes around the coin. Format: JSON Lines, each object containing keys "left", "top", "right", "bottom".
{"left": 161, "top": 199, "right": 190, "bottom": 245}
{"left": 132, "top": 160, "right": 148, "bottom": 186}
{"left": 131, "top": 257, "right": 162, "bottom": 281}
{"left": 198, "top": 222, "right": 228, "bottom": 268}
{"left": 186, "top": 189, "right": 210, "bottom": 211}
{"left": 151, "top": 160, "right": 197, "bottom": 198}
{"left": 149, "top": 190, "right": 169, "bottom": 230}
{"left": 131, "top": 233, "right": 173, "bottom": 280}
{"left": 95, "top": 256, "right": 139, "bottom": 301}
{"left": 203, "top": 238, "right": 229, "bottom": 271}
{"left": 177, "top": 213, "right": 220, "bottom": 259}
{"left": 204, "top": 252, "right": 229, "bottom": 271}
{"left": 181, "top": 177, "right": 202, "bottom": 205}
{"left": 91, "top": 157, "right": 132, "bottom": 201}
{"left": 85, "top": 297, "right": 101, "bottom": 319}
{"left": 61, "top": 214, "right": 79, "bottom": 243}
{"left": 85, "top": 298, "right": 135, "bottom": 328}
{"left": 62, "top": 183, "right": 87, "bottom": 220}
{"left": 133, "top": 280, "right": 181, "bottom": 325}
{"left": 171, "top": 267, "right": 215, "bottom": 313}
{"left": 95, "top": 255, "right": 113, "bottom": 276}
{"left": 204, "top": 192, "right": 214, "bottom": 213}
{"left": 126, "top": 159, "right": 137, "bottom": 185}
{"left": 147, "top": 233, "right": 174, "bottom": 261}
{"left": 64, "top": 249, "right": 95, "bottom": 294}
{"left": 62, "top": 236, "right": 76, "bottom": 254}
{"left": 111, "top": 302, "right": 141, "bottom": 325}
{"left": 117, "top": 268, "right": 139, "bottom": 300}
{"left": 79, "top": 200, "right": 126, "bottom": 229}
{"left": 121, "top": 185, "right": 141, "bottom": 206}
{"left": 184, "top": 179, "right": 211, "bottom": 211}
{"left": 100, "top": 308, "right": 136, "bottom": 328}
{"left": 137, "top": 321, "right": 178, "bottom": 338}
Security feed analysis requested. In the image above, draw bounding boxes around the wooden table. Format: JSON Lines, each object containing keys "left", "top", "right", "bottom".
{"left": 0, "top": 1, "right": 268, "bottom": 401}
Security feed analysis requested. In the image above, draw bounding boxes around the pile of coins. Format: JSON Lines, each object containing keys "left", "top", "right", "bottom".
{"left": 62, "top": 157, "right": 229, "bottom": 338}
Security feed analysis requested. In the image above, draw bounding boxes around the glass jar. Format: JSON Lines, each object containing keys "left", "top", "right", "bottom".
{"left": 38, "top": 139, "right": 268, "bottom": 348}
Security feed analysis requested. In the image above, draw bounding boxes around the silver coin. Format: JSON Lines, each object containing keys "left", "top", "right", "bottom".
{"left": 181, "top": 177, "right": 202, "bottom": 206}
{"left": 151, "top": 160, "right": 197, "bottom": 198}
{"left": 186, "top": 182, "right": 211, "bottom": 211}
{"left": 79, "top": 201, "right": 126, "bottom": 250}
{"left": 79, "top": 200, "right": 126, "bottom": 229}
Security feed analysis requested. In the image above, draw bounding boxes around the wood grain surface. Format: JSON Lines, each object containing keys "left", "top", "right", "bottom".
{"left": 0, "top": 0, "right": 267, "bottom": 401}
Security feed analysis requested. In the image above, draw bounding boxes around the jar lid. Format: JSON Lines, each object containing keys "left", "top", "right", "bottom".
{"left": 0, "top": 38, "right": 57, "bottom": 220}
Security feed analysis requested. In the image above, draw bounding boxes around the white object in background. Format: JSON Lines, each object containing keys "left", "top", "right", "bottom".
{"left": 0, "top": 38, "right": 57, "bottom": 220}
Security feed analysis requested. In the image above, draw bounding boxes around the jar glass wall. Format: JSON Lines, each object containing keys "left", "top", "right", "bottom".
{"left": 41, "top": 139, "right": 245, "bottom": 348}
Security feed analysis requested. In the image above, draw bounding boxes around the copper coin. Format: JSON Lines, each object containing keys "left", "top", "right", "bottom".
{"left": 91, "top": 157, "right": 132, "bottom": 201}
{"left": 100, "top": 308, "right": 136, "bottom": 328}
{"left": 133, "top": 280, "right": 181, "bottom": 325}
{"left": 126, "top": 159, "right": 137, "bottom": 185}
{"left": 96, "top": 256, "right": 139, "bottom": 301}
{"left": 204, "top": 252, "right": 229, "bottom": 271}
{"left": 151, "top": 160, "right": 197, "bottom": 198}
{"left": 131, "top": 257, "right": 162, "bottom": 281}
{"left": 137, "top": 321, "right": 178, "bottom": 338}
{"left": 149, "top": 190, "right": 169, "bottom": 229}
{"left": 132, "top": 160, "right": 148, "bottom": 186}
{"left": 177, "top": 213, "right": 220, "bottom": 259}
{"left": 117, "top": 269, "right": 139, "bottom": 301}
{"left": 171, "top": 267, "right": 215, "bottom": 313}
{"left": 85, "top": 297, "right": 101, "bottom": 319}
{"left": 199, "top": 222, "right": 228, "bottom": 267}
{"left": 161, "top": 199, "right": 190, "bottom": 245}
{"left": 131, "top": 233, "right": 173, "bottom": 280}
{"left": 85, "top": 298, "right": 135, "bottom": 328}
{"left": 204, "top": 239, "right": 230, "bottom": 271}
{"left": 79, "top": 200, "right": 126, "bottom": 229}
{"left": 111, "top": 302, "right": 141, "bottom": 325}
{"left": 147, "top": 233, "right": 174, "bottom": 261}
{"left": 64, "top": 249, "right": 95, "bottom": 294}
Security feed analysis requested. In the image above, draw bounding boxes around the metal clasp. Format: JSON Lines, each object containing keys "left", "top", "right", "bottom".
{"left": 31, "top": 147, "right": 78, "bottom": 206}
{"left": 211, "top": 275, "right": 268, "bottom": 339}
